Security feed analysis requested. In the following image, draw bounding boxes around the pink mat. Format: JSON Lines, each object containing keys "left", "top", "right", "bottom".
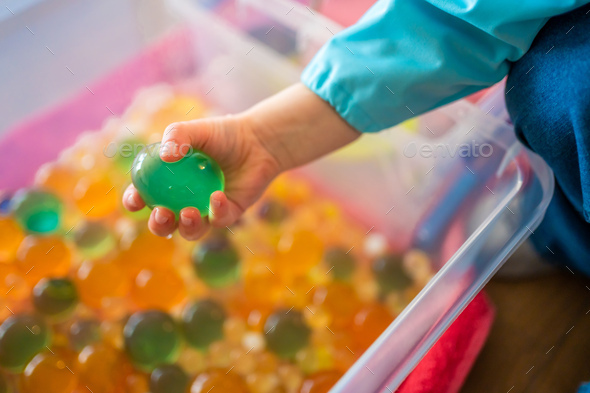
{"left": 0, "top": 29, "right": 194, "bottom": 191}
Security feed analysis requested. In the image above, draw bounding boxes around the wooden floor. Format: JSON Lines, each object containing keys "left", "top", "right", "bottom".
{"left": 460, "top": 270, "right": 590, "bottom": 393}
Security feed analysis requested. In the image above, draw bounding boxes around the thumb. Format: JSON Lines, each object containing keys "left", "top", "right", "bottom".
{"left": 160, "top": 120, "right": 214, "bottom": 163}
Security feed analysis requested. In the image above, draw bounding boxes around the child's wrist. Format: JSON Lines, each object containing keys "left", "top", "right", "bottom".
{"left": 239, "top": 83, "right": 360, "bottom": 173}
{"left": 237, "top": 109, "right": 293, "bottom": 174}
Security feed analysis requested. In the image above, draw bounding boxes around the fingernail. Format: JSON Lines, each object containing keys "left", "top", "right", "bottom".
{"left": 212, "top": 198, "right": 221, "bottom": 208}
{"left": 154, "top": 209, "right": 169, "bottom": 224}
{"left": 181, "top": 213, "right": 193, "bottom": 226}
{"left": 127, "top": 194, "right": 137, "bottom": 208}
{"left": 161, "top": 141, "right": 177, "bottom": 157}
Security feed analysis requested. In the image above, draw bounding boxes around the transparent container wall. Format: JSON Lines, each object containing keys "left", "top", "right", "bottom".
{"left": 178, "top": 0, "right": 303, "bottom": 113}
{"left": 319, "top": 94, "right": 555, "bottom": 392}
{"left": 181, "top": 0, "right": 343, "bottom": 95}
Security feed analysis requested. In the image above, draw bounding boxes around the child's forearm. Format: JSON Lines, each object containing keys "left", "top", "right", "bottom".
{"left": 241, "top": 83, "right": 360, "bottom": 172}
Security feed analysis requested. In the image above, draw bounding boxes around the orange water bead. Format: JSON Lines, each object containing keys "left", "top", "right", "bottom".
{"left": 190, "top": 369, "right": 249, "bottom": 393}
{"left": 276, "top": 231, "right": 323, "bottom": 279}
{"left": 287, "top": 203, "right": 331, "bottom": 234}
{"left": 21, "top": 353, "right": 77, "bottom": 393}
{"left": 73, "top": 175, "right": 119, "bottom": 218}
{"left": 251, "top": 351, "right": 279, "bottom": 374}
{"left": 131, "top": 268, "right": 187, "bottom": 311}
{"left": 313, "top": 282, "right": 361, "bottom": 328}
{"left": 76, "top": 260, "right": 129, "bottom": 309}
{"left": 77, "top": 344, "right": 128, "bottom": 393}
{"left": 295, "top": 346, "right": 333, "bottom": 375}
{"left": 64, "top": 132, "right": 112, "bottom": 169}
{"left": 206, "top": 341, "right": 239, "bottom": 369}
{"left": 326, "top": 332, "right": 357, "bottom": 374}
{"left": 0, "top": 263, "right": 28, "bottom": 302}
{"left": 246, "top": 309, "right": 272, "bottom": 332}
{"left": 151, "top": 95, "right": 206, "bottom": 127}
{"left": 101, "top": 297, "right": 132, "bottom": 321}
{"left": 243, "top": 258, "right": 283, "bottom": 307}
{"left": 278, "top": 364, "right": 304, "bottom": 393}
{"left": 101, "top": 321, "right": 124, "bottom": 349}
{"left": 35, "top": 163, "right": 78, "bottom": 199}
{"left": 352, "top": 303, "right": 394, "bottom": 351}
{"left": 403, "top": 284, "right": 423, "bottom": 304}
{"left": 125, "top": 370, "right": 150, "bottom": 393}
{"left": 245, "top": 372, "right": 282, "bottom": 393}
{"left": 299, "top": 370, "right": 342, "bottom": 393}
{"left": 177, "top": 347, "right": 207, "bottom": 375}
{"left": 307, "top": 204, "right": 345, "bottom": 242}
{"left": 232, "top": 221, "right": 281, "bottom": 258}
{"left": 222, "top": 289, "right": 265, "bottom": 327}
{"left": 0, "top": 217, "right": 24, "bottom": 263}
{"left": 268, "top": 176, "right": 311, "bottom": 207}
{"left": 16, "top": 236, "right": 71, "bottom": 286}
{"left": 284, "top": 275, "right": 315, "bottom": 309}
{"left": 116, "top": 230, "right": 176, "bottom": 278}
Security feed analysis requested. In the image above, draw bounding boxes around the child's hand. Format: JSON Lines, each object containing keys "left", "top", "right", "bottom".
{"left": 122, "top": 113, "right": 282, "bottom": 240}
{"left": 122, "top": 84, "right": 360, "bottom": 241}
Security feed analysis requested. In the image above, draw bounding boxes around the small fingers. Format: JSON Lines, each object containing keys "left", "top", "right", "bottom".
{"left": 160, "top": 120, "right": 214, "bottom": 163}
{"left": 178, "top": 208, "right": 209, "bottom": 241}
{"left": 122, "top": 185, "right": 146, "bottom": 212}
{"left": 208, "top": 191, "right": 240, "bottom": 228}
{"left": 148, "top": 207, "right": 177, "bottom": 237}
{"left": 160, "top": 123, "right": 192, "bottom": 163}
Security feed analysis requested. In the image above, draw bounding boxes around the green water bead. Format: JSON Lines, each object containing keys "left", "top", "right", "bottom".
{"left": 150, "top": 364, "right": 189, "bottom": 393}
{"left": 324, "top": 247, "right": 356, "bottom": 281}
{"left": 32, "top": 278, "right": 78, "bottom": 317}
{"left": 131, "top": 142, "right": 224, "bottom": 216}
{"left": 372, "top": 254, "right": 412, "bottom": 294}
{"left": 72, "top": 221, "right": 115, "bottom": 259}
{"left": 182, "top": 299, "right": 226, "bottom": 350}
{"left": 11, "top": 189, "right": 63, "bottom": 234}
{"left": 68, "top": 319, "right": 101, "bottom": 351}
{"left": 0, "top": 314, "right": 50, "bottom": 372}
{"left": 124, "top": 310, "right": 181, "bottom": 371}
{"left": 191, "top": 236, "right": 239, "bottom": 288}
{"left": 264, "top": 309, "right": 310, "bottom": 359}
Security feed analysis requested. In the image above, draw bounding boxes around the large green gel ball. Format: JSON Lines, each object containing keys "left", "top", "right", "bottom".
{"left": 131, "top": 143, "right": 224, "bottom": 217}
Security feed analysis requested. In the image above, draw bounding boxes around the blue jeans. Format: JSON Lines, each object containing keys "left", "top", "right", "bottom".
{"left": 505, "top": 5, "right": 590, "bottom": 275}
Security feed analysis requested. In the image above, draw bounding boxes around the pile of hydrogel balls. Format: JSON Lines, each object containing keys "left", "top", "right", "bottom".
{"left": 0, "top": 86, "right": 433, "bottom": 393}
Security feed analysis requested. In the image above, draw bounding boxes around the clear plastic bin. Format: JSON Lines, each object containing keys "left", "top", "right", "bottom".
{"left": 0, "top": 0, "right": 554, "bottom": 392}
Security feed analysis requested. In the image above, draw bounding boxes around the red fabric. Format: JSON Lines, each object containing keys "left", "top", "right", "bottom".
{"left": 397, "top": 292, "right": 495, "bottom": 393}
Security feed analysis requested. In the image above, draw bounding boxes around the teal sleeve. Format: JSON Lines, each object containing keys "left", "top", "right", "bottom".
{"left": 301, "top": 0, "right": 590, "bottom": 133}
